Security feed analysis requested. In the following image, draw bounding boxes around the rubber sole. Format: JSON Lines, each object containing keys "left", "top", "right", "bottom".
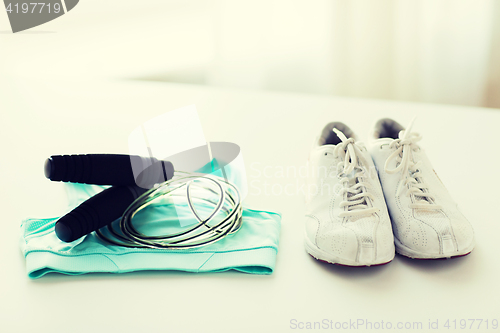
{"left": 312, "top": 256, "right": 393, "bottom": 267}
{"left": 397, "top": 251, "right": 472, "bottom": 261}
{"left": 304, "top": 237, "right": 394, "bottom": 267}
{"left": 394, "top": 237, "right": 475, "bottom": 260}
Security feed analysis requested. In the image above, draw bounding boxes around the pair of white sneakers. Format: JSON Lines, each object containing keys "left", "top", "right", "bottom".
{"left": 304, "top": 118, "right": 475, "bottom": 266}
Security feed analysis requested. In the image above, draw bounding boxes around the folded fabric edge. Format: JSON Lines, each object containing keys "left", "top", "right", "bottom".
{"left": 26, "top": 247, "right": 277, "bottom": 279}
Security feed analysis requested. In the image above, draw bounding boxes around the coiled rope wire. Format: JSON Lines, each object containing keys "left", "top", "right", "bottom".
{"left": 96, "top": 171, "right": 242, "bottom": 249}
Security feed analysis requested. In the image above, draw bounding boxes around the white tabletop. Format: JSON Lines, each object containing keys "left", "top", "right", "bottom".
{"left": 1, "top": 77, "right": 499, "bottom": 332}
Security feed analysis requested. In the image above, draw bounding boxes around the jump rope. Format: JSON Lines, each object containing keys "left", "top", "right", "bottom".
{"left": 45, "top": 154, "right": 242, "bottom": 249}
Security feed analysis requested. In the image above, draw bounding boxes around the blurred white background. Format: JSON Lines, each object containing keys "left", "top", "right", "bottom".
{"left": 1, "top": 0, "right": 499, "bottom": 108}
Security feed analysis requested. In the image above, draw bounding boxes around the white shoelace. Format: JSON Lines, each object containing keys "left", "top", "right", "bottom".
{"left": 383, "top": 119, "right": 442, "bottom": 210}
{"left": 332, "top": 128, "right": 379, "bottom": 218}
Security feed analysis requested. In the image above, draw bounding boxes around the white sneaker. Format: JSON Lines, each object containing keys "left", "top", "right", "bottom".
{"left": 367, "top": 118, "right": 475, "bottom": 259}
{"left": 304, "top": 122, "right": 395, "bottom": 266}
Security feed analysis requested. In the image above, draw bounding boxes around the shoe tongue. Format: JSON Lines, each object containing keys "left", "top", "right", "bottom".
{"left": 347, "top": 190, "right": 369, "bottom": 212}
{"left": 374, "top": 138, "right": 393, "bottom": 145}
{"left": 345, "top": 165, "right": 369, "bottom": 211}
{"left": 412, "top": 176, "right": 433, "bottom": 205}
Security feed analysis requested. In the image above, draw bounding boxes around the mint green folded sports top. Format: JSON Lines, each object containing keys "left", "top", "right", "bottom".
{"left": 20, "top": 183, "right": 281, "bottom": 279}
